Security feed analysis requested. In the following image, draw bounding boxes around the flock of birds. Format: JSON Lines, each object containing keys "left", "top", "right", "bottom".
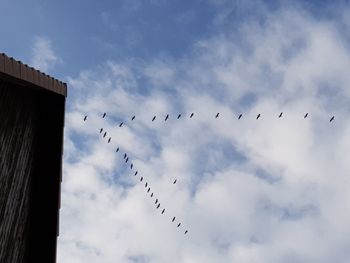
{"left": 83, "top": 112, "right": 189, "bottom": 235}
{"left": 81, "top": 110, "right": 336, "bottom": 236}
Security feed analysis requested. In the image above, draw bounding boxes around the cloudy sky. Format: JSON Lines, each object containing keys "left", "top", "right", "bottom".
{"left": 2, "top": 0, "right": 350, "bottom": 262}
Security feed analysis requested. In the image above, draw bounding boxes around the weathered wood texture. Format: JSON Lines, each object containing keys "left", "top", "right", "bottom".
{"left": 0, "top": 81, "right": 38, "bottom": 262}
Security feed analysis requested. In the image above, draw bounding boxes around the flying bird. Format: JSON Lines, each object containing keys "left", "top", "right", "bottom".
{"left": 102, "top": 113, "right": 106, "bottom": 118}
{"left": 131, "top": 116, "right": 135, "bottom": 121}
{"left": 145, "top": 182, "right": 147, "bottom": 187}
{"left": 116, "top": 147, "right": 119, "bottom": 152}
{"left": 256, "top": 114, "right": 261, "bottom": 120}
{"left": 184, "top": 230, "right": 188, "bottom": 235}
{"left": 134, "top": 171, "right": 138, "bottom": 176}
{"left": 147, "top": 188, "right": 150, "bottom": 193}
{"left": 119, "top": 122, "right": 123, "bottom": 127}
{"left": 151, "top": 193, "right": 153, "bottom": 197}
{"left": 279, "top": 112, "right": 283, "bottom": 118}
{"left": 155, "top": 199, "right": 158, "bottom": 204}
{"left": 238, "top": 114, "right": 242, "bottom": 119}
{"left": 304, "top": 113, "right": 308, "bottom": 118}
{"left": 161, "top": 209, "right": 165, "bottom": 214}
{"left": 140, "top": 177, "right": 143, "bottom": 182}
{"left": 330, "top": 116, "right": 335, "bottom": 122}
{"left": 177, "top": 223, "right": 181, "bottom": 227}
{"left": 165, "top": 114, "right": 169, "bottom": 121}
{"left": 125, "top": 157, "right": 129, "bottom": 163}
{"left": 173, "top": 179, "right": 177, "bottom": 184}
{"left": 108, "top": 137, "right": 111, "bottom": 143}
{"left": 177, "top": 114, "right": 181, "bottom": 119}
{"left": 130, "top": 163, "right": 133, "bottom": 169}
{"left": 157, "top": 204, "right": 160, "bottom": 209}
{"left": 83, "top": 115, "right": 87, "bottom": 121}
{"left": 152, "top": 116, "right": 156, "bottom": 121}
{"left": 190, "top": 113, "right": 194, "bottom": 118}
{"left": 215, "top": 113, "right": 219, "bottom": 118}
{"left": 172, "top": 217, "right": 176, "bottom": 222}
{"left": 99, "top": 128, "right": 103, "bottom": 133}
{"left": 103, "top": 132, "right": 107, "bottom": 138}
{"left": 124, "top": 153, "right": 127, "bottom": 159}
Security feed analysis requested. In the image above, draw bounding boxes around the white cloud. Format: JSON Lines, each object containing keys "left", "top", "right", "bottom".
{"left": 58, "top": 4, "right": 350, "bottom": 263}
{"left": 31, "top": 36, "right": 59, "bottom": 73}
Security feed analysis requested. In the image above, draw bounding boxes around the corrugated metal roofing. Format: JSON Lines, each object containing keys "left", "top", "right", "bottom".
{"left": 0, "top": 53, "right": 67, "bottom": 97}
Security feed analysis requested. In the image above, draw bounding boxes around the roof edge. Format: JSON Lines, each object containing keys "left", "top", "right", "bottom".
{"left": 0, "top": 53, "right": 67, "bottom": 97}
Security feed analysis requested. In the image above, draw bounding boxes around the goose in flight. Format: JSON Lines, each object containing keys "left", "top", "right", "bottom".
{"left": 147, "top": 188, "right": 151, "bottom": 193}
{"left": 108, "top": 137, "right": 111, "bottom": 143}
{"left": 140, "top": 177, "right": 143, "bottom": 182}
{"left": 151, "top": 193, "right": 153, "bottom": 197}
{"left": 130, "top": 163, "right": 133, "bottom": 169}
{"left": 124, "top": 153, "right": 127, "bottom": 159}
{"left": 330, "top": 116, "right": 335, "bottom": 122}
{"left": 177, "top": 114, "right": 181, "bottom": 119}
{"left": 131, "top": 116, "right": 135, "bottom": 121}
{"left": 102, "top": 113, "right": 106, "bottom": 118}
{"left": 165, "top": 114, "right": 169, "bottom": 121}
{"left": 100, "top": 128, "right": 103, "bottom": 133}
{"left": 190, "top": 113, "right": 194, "bottom": 118}
{"left": 155, "top": 199, "right": 158, "bottom": 204}
{"left": 152, "top": 116, "right": 156, "bottom": 122}
{"left": 116, "top": 147, "right": 119, "bottom": 152}
{"left": 177, "top": 223, "right": 181, "bottom": 227}
{"left": 238, "top": 114, "right": 242, "bottom": 119}
{"left": 103, "top": 132, "right": 107, "bottom": 138}
{"left": 119, "top": 122, "right": 123, "bottom": 127}
{"left": 215, "top": 113, "right": 219, "bottom": 118}
{"left": 134, "top": 171, "right": 138, "bottom": 176}
{"left": 157, "top": 204, "right": 160, "bottom": 209}
{"left": 84, "top": 115, "right": 87, "bottom": 121}
{"left": 125, "top": 157, "right": 129, "bottom": 163}
{"left": 279, "top": 112, "right": 283, "bottom": 118}
{"left": 161, "top": 209, "right": 165, "bottom": 214}
{"left": 173, "top": 179, "right": 177, "bottom": 184}
{"left": 184, "top": 230, "right": 188, "bottom": 234}
{"left": 304, "top": 113, "right": 308, "bottom": 119}
{"left": 145, "top": 182, "right": 148, "bottom": 188}
{"left": 172, "top": 217, "right": 176, "bottom": 222}
{"left": 256, "top": 114, "right": 261, "bottom": 120}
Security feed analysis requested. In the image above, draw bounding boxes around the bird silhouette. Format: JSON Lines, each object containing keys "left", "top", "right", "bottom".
{"left": 140, "top": 177, "right": 143, "bottom": 182}
{"left": 177, "top": 114, "right": 181, "bottom": 119}
{"left": 330, "top": 116, "right": 335, "bottom": 122}
{"left": 102, "top": 113, "right": 106, "bottom": 118}
{"left": 119, "top": 122, "right": 123, "bottom": 127}
{"left": 256, "top": 114, "right": 261, "bottom": 120}
{"left": 134, "top": 171, "right": 138, "bottom": 176}
{"left": 147, "top": 188, "right": 150, "bottom": 193}
{"left": 304, "top": 113, "right": 308, "bottom": 118}
{"left": 190, "top": 113, "right": 194, "bottom": 118}
{"left": 177, "top": 223, "right": 181, "bottom": 227}
{"left": 108, "top": 137, "right": 111, "bottom": 143}
{"left": 116, "top": 147, "right": 119, "bottom": 152}
{"left": 155, "top": 199, "right": 158, "bottom": 204}
{"left": 173, "top": 179, "right": 177, "bottom": 184}
{"left": 100, "top": 128, "right": 103, "bottom": 133}
{"left": 279, "top": 112, "right": 283, "bottom": 118}
{"left": 131, "top": 116, "right": 135, "bottom": 121}
{"left": 238, "top": 114, "right": 242, "bottom": 119}
{"left": 145, "top": 182, "right": 147, "bottom": 187}
{"left": 84, "top": 116, "right": 87, "bottom": 121}
{"left": 165, "top": 114, "right": 169, "bottom": 121}
{"left": 215, "top": 113, "right": 219, "bottom": 118}
{"left": 161, "top": 209, "right": 165, "bottom": 214}
{"left": 130, "top": 164, "right": 133, "bottom": 169}
{"left": 103, "top": 132, "right": 107, "bottom": 138}
{"left": 157, "top": 204, "right": 160, "bottom": 209}
{"left": 172, "top": 217, "right": 176, "bottom": 222}
{"left": 151, "top": 193, "right": 153, "bottom": 197}
{"left": 184, "top": 230, "right": 188, "bottom": 234}
{"left": 125, "top": 157, "right": 129, "bottom": 163}
{"left": 152, "top": 116, "right": 156, "bottom": 121}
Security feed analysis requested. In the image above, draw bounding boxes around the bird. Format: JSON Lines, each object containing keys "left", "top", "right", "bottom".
{"left": 173, "top": 179, "right": 177, "bottom": 184}
{"left": 177, "top": 114, "right": 181, "bottom": 119}
{"left": 184, "top": 230, "right": 188, "bottom": 235}
{"left": 99, "top": 128, "right": 103, "bottom": 133}
{"left": 157, "top": 204, "right": 160, "bottom": 209}
{"left": 131, "top": 116, "right": 135, "bottom": 121}
{"left": 238, "top": 114, "right": 242, "bottom": 119}
{"left": 124, "top": 153, "right": 127, "bottom": 159}
{"left": 330, "top": 116, "right": 335, "bottom": 122}
{"left": 103, "top": 132, "right": 107, "bottom": 138}
{"left": 150, "top": 193, "right": 153, "bottom": 197}
{"left": 161, "top": 209, "right": 165, "bottom": 214}
{"left": 172, "top": 217, "right": 176, "bottom": 222}
{"left": 256, "top": 114, "right": 261, "bottom": 120}
{"left": 279, "top": 112, "right": 283, "bottom": 118}
{"left": 102, "top": 113, "right": 106, "bottom": 118}
{"left": 140, "top": 177, "right": 143, "bottom": 182}
{"left": 152, "top": 116, "right": 156, "bottom": 121}
{"left": 147, "top": 188, "right": 150, "bottom": 193}
{"left": 130, "top": 164, "right": 133, "bottom": 169}
{"left": 145, "top": 182, "right": 147, "bottom": 187}
{"left": 155, "top": 199, "right": 158, "bottom": 204}
{"left": 165, "top": 114, "right": 169, "bottom": 121}
{"left": 215, "top": 112, "right": 219, "bottom": 118}
{"left": 304, "top": 113, "right": 308, "bottom": 119}
{"left": 108, "top": 137, "right": 111, "bottom": 143}
{"left": 134, "top": 171, "right": 138, "bottom": 176}
{"left": 119, "top": 122, "right": 123, "bottom": 127}
{"left": 177, "top": 223, "right": 181, "bottom": 227}
{"left": 84, "top": 115, "right": 87, "bottom": 121}
{"left": 125, "top": 157, "right": 129, "bottom": 163}
{"left": 116, "top": 147, "right": 119, "bottom": 152}
{"left": 190, "top": 113, "right": 194, "bottom": 118}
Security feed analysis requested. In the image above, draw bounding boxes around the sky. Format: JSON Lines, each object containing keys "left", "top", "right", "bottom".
{"left": 1, "top": 0, "right": 350, "bottom": 262}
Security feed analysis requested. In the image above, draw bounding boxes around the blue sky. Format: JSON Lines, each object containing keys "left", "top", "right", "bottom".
{"left": 2, "top": 0, "right": 350, "bottom": 262}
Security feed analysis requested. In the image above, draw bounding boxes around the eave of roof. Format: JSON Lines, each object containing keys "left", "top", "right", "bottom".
{"left": 0, "top": 53, "right": 67, "bottom": 97}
